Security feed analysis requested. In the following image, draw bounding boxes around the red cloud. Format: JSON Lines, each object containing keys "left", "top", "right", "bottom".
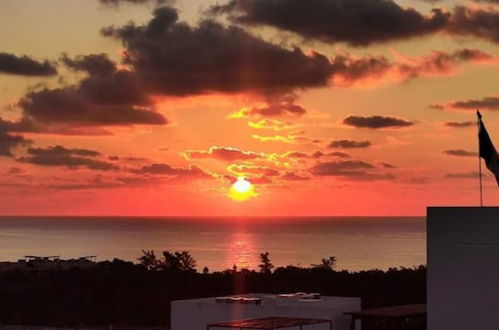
{"left": 184, "top": 146, "right": 264, "bottom": 162}
{"left": 227, "top": 164, "right": 280, "bottom": 177}
{"left": 432, "top": 95, "right": 499, "bottom": 111}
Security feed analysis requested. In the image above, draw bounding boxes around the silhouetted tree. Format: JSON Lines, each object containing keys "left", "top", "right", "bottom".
{"left": 139, "top": 250, "right": 196, "bottom": 272}
{"left": 138, "top": 250, "right": 159, "bottom": 270}
{"left": 259, "top": 252, "right": 274, "bottom": 274}
{"left": 161, "top": 251, "right": 197, "bottom": 272}
{"left": 202, "top": 266, "right": 209, "bottom": 274}
{"left": 312, "top": 256, "right": 337, "bottom": 270}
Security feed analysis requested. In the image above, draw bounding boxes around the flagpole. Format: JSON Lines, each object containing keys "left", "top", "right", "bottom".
{"left": 479, "top": 146, "right": 483, "bottom": 207}
{"left": 478, "top": 110, "right": 483, "bottom": 207}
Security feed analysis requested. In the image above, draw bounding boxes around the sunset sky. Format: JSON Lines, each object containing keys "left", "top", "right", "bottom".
{"left": 1, "top": 0, "right": 499, "bottom": 216}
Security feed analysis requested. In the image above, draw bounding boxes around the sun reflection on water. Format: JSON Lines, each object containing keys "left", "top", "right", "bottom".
{"left": 226, "top": 231, "right": 257, "bottom": 271}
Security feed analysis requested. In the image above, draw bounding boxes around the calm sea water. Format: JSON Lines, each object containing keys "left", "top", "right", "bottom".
{"left": 0, "top": 217, "right": 426, "bottom": 271}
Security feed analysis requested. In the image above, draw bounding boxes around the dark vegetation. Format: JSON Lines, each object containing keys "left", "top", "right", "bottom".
{"left": 0, "top": 251, "right": 426, "bottom": 327}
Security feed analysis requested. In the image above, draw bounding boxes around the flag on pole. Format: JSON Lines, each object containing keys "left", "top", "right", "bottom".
{"left": 478, "top": 111, "right": 499, "bottom": 187}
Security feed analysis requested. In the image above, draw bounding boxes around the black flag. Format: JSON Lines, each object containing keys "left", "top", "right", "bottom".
{"left": 478, "top": 111, "right": 499, "bottom": 187}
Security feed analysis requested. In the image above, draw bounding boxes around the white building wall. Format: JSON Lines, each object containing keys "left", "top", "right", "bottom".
{"left": 171, "top": 294, "right": 360, "bottom": 330}
{"left": 427, "top": 207, "right": 499, "bottom": 330}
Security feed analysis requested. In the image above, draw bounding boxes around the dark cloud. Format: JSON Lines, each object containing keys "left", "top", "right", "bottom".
{"left": 310, "top": 160, "right": 374, "bottom": 176}
{"left": 447, "top": 6, "right": 499, "bottom": 44}
{"left": 20, "top": 5, "right": 486, "bottom": 135}
{"left": 0, "top": 117, "right": 33, "bottom": 157}
{"left": 329, "top": 53, "right": 391, "bottom": 84}
{"left": 102, "top": 6, "right": 418, "bottom": 95}
{"left": 286, "top": 150, "right": 324, "bottom": 159}
{"left": 442, "top": 149, "right": 478, "bottom": 157}
{"left": 343, "top": 115, "right": 414, "bottom": 129}
{"left": 101, "top": 6, "right": 336, "bottom": 95}
{"left": 123, "top": 156, "right": 149, "bottom": 162}
{"left": 131, "top": 163, "right": 212, "bottom": 178}
{"left": 445, "top": 171, "right": 479, "bottom": 179}
{"left": 14, "top": 5, "right": 481, "bottom": 137}
{"left": 61, "top": 53, "right": 116, "bottom": 76}
{"left": 286, "top": 152, "right": 308, "bottom": 158}
{"left": 379, "top": 162, "right": 396, "bottom": 168}
{"left": 311, "top": 151, "right": 325, "bottom": 159}
{"left": 0, "top": 52, "right": 57, "bottom": 76}
{"left": 429, "top": 104, "right": 444, "bottom": 110}
{"left": 444, "top": 121, "right": 475, "bottom": 128}
{"left": 0, "top": 117, "right": 38, "bottom": 133}
{"left": 210, "top": 0, "right": 449, "bottom": 46}
{"left": 19, "top": 145, "right": 116, "bottom": 170}
{"left": 393, "top": 48, "right": 493, "bottom": 82}
{"left": 325, "top": 47, "right": 493, "bottom": 86}
{"left": 281, "top": 172, "right": 311, "bottom": 181}
{"left": 447, "top": 48, "right": 493, "bottom": 61}
{"left": 309, "top": 160, "right": 394, "bottom": 181}
{"left": 0, "top": 116, "right": 113, "bottom": 136}
{"left": 211, "top": 1, "right": 499, "bottom": 46}
{"left": 438, "top": 96, "right": 499, "bottom": 111}
{"left": 19, "top": 74, "right": 167, "bottom": 127}
{"left": 328, "top": 151, "right": 349, "bottom": 158}
{"left": 246, "top": 95, "right": 307, "bottom": 117}
{"left": 0, "top": 130, "right": 31, "bottom": 157}
{"left": 26, "top": 145, "right": 101, "bottom": 158}
{"left": 328, "top": 139, "right": 371, "bottom": 149}
{"left": 15, "top": 49, "right": 167, "bottom": 131}
{"left": 224, "top": 174, "right": 273, "bottom": 184}
{"left": 184, "top": 146, "right": 263, "bottom": 162}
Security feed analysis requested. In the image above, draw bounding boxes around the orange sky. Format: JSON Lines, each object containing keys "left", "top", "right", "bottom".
{"left": 1, "top": 0, "right": 499, "bottom": 216}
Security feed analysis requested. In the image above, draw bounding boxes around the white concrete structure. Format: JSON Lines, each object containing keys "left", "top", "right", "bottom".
{"left": 171, "top": 293, "right": 360, "bottom": 330}
{"left": 428, "top": 207, "right": 499, "bottom": 330}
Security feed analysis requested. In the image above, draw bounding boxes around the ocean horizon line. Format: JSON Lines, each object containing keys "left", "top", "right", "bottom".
{"left": 0, "top": 214, "right": 426, "bottom": 219}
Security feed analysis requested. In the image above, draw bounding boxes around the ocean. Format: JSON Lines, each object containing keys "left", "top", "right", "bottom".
{"left": 0, "top": 216, "right": 426, "bottom": 271}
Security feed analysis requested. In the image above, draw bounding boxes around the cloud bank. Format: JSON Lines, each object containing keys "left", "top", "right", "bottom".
{"left": 0, "top": 52, "right": 57, "bottom": 76}
{"left": 343, "top": 115, "right": 414, "bottom": 129}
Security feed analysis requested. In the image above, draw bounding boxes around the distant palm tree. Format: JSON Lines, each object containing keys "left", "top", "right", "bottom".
{"left": 138, "top": 250, "right": 159, "bottom": 271}
{"left": 312, "top": 256, "right": 337, "bottom": 270}
{"left": 138, "top": 250, "right": 197, "bottom": 272}
{"left": 161, "top": 250, "right": 197, "bottom": 272}
{"left": 259, "top": 252, "right": 274, "bottom": 274}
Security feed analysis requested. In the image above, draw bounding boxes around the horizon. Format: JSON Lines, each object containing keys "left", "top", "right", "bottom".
{"left": 0, "top": 214, "right": 428, "bottom": 218}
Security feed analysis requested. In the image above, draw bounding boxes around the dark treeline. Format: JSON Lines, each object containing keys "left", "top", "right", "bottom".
{"left": 0, "top": 251, "right": 426, "bottom": 327}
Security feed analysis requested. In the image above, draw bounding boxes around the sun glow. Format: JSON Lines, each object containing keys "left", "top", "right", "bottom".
{"left": 229, "top": 177, "right": 256, "bottom": 201}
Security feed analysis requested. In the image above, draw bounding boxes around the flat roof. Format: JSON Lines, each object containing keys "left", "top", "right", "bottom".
{"left": 174, "top": 293, "right": 359, "bottom": 307}
{"left": 345, "top": 304, "right": 426, "bottom": 318}
{"left": 207, "top": 317, "right": 332, "bottom": 329}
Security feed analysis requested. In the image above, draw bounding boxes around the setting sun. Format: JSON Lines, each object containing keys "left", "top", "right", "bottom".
{"left": 229, "top": 177, "right": 256, "bottom": 202}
